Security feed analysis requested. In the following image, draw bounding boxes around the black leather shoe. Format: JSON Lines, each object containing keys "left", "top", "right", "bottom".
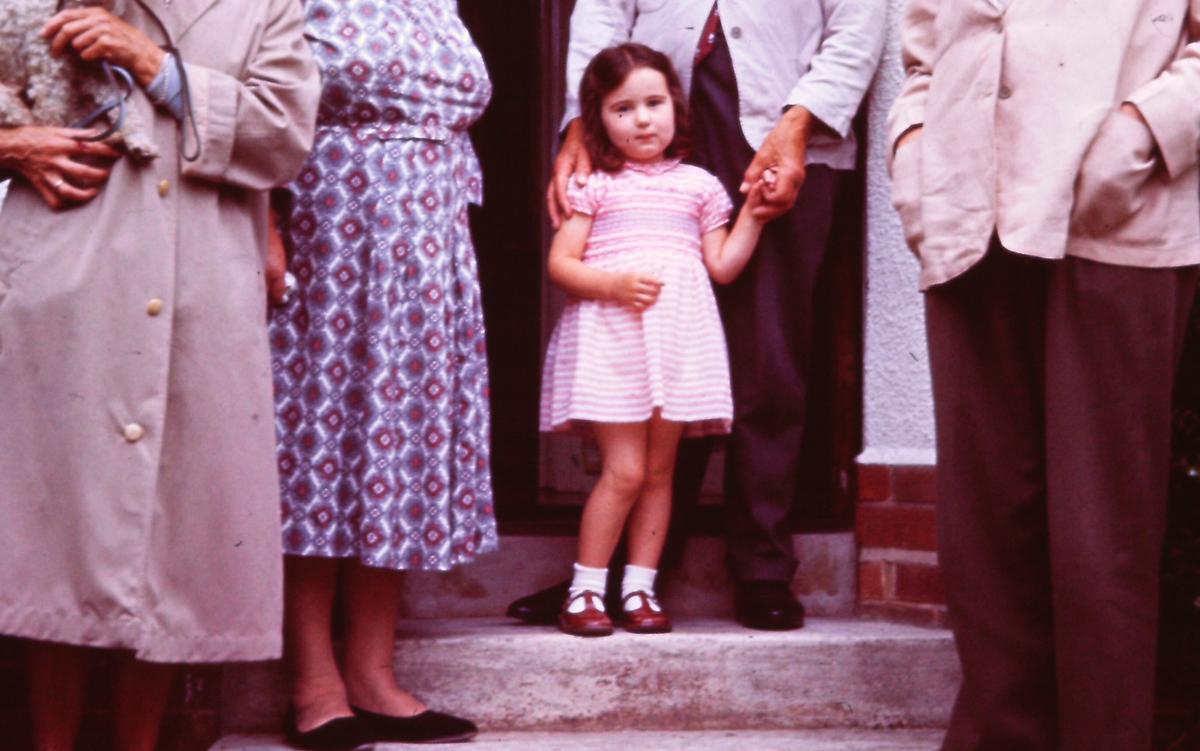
{"left": 283, "top": 707, "right": 367, "bottom": 750}
{"left": 507, "top": 579, "right": 627, "bottom": 624}
{"left": 734, "top": 580, "right": 805, "bottom": 630}
{"left": 351, "top": 705, "right": 478, "bottom": 744}
{"left": 506, "top": 580, "right": 571, "bottom": 625}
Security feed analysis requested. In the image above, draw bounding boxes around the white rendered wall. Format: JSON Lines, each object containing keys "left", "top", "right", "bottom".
{"left": 860, "top": 0, "right": 936, "bottom": 467}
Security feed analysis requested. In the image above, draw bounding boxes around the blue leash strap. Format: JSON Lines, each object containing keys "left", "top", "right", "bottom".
{"left": 70, "top": 61, "right": 132, "bottom": 140}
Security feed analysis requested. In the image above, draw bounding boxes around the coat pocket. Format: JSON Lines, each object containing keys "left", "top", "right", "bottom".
{"left": 890, "top": 138, "right": 924, "bottom": 255}
{"left": 1071, "top": 111, "right": 1164, "bottom": 240}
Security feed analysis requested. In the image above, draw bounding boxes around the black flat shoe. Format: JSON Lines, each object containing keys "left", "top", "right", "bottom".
{"left": 351, "top": 705, "right": 478, "bottom": 744}
{"left": 507, "top": 579, "right": 624, "bottom": 624}
{"left": 506, "top": 580, "right": 571, "bottom": 624}
{"left": 734, "top": 580, "right": 805, "bottom": 631}
{"left": 283, "top": 707, "right": 368, "bottom": 750}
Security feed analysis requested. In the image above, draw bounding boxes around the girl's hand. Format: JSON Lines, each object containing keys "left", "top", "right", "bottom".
{"left": 610, "top": 273, "right": 663, "bottom": 311}
{"left": 42, "top": 7, "right": 166, "bottom": 88}
{"left": 743, "top": 171, "right": 772, "bottom": 218}
{"left": 0, "top": 126, "right": 120, "bottom": 209}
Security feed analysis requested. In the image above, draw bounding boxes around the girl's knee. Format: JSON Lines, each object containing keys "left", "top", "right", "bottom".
{"left": 602, "top": 459, "right": 646, "bottom": 500}
{"left": 642, "top": 461, "right": 674, "bottom": 491}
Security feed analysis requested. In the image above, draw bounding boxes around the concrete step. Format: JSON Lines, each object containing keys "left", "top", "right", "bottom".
{"left": 394, "top": 532, "right": 857, "bottom": 620}
{"left": 220, "top": 618, "right": 957, "bottom": 735}
{"left": 212, "top": 728, "right": 945, "bottom": 750}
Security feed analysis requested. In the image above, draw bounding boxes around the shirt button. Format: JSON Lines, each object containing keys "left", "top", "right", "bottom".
{"left": 157, "top": 180, "right": 171, "bottom": 197}
{"left": 729, "top": 26, "right": 743, "bottom": 39}
{"left": 997, "top": 86, "right": 1013, "bottom": 100}
{"left": 146, "top": 298, "right": 165, "bottom": 317}
{"left": 123, "top": 423, "right": 145, "bottom": 443}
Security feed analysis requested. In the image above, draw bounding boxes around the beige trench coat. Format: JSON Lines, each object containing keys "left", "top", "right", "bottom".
{"left": 0, "top": 0, "right": 319, "bottom": 662}
{"left": 888, "top": 0, "right": 1200, "bottom": 290}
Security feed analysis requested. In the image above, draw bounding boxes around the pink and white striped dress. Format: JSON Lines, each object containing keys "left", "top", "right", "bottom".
{"left": 539, "top": 159, "right": 734, "bottom": 436}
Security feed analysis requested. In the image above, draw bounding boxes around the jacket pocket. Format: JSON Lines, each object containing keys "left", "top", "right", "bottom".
{"left": 1071, "top": 111, "right": 1165, "bottom": 242}
{"left": 890, "top": 138, "right": 924, "bottom": 255}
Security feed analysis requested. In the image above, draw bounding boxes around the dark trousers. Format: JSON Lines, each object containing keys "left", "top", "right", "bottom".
{"left": 666, "top": 23, "right": 838, "bottom": 582}
{"left": 927, "top": 244, "right": 1197, "bottom": 750}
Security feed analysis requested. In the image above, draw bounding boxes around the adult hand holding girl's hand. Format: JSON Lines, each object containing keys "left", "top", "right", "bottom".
{"left": 742, "top": 170, "right": 773, "bottom": 218}
{"left": 740, "top": 107, "right": 814, "bottom": 221}
{"left": 0, "top": 126, "right": 119, "bottom": 209}
{"left": 610, "top": 272, "right": 663, "bottom": 311}
{"left": 42, "top": 6, "right": 166, "bottom": 88}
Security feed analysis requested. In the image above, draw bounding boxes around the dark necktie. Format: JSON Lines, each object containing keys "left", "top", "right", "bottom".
{"left": 693, "top": 3, "right": 721, "bottom": 66}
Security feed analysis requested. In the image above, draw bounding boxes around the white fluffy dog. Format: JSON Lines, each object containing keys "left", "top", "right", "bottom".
{"left": 0, "top": 0, "right": 157, "bottom": 160}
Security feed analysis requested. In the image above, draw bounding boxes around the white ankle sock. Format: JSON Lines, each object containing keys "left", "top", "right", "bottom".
{"left": 621, "top": 564, "right": 658, "bottom": 608}
{"left": 568, "top": 562, "right": 608, "bottom": 601}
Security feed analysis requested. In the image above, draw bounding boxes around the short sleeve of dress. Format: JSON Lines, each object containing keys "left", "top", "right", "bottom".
{"left": 566, "top": 176, "right": 604, "bottom": 217}
{"left": 699, "top": 173, "right": 734, "bottom": 234}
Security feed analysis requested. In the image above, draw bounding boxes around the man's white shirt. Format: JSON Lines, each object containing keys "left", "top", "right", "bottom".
{"left": 562, "top": 0, "right": 886, "bottom": 169}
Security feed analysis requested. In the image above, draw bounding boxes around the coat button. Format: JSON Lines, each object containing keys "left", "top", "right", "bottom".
{"left": 998, "top": 86, "right": 1013, "bottom": 100}
{"left": 158, "top": 180, "right": 171, "bottom": 197}
{"left": 123, "top": 423, "right": 145, "bottom": 443}
{"left": 729, "top": 26, "right": 743, "bottom": 39}
{"left": 146, "top": 298, "right": 165, "bottom": 317}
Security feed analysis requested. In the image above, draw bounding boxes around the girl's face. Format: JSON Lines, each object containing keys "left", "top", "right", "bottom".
{"left": 600, "top": 66, "right": 676, "bottom": 164}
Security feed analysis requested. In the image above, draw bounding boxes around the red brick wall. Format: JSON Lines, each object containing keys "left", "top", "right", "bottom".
{"left": 856, "top": 464, "right": 948, "bottom": 627}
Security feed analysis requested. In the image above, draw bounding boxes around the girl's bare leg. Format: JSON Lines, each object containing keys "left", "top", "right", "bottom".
{"left": 341, "top": 561, "right": 426, "bottom": 717}
{"left": 113, "top": 656, "right": 175, "bottom": 751}
{"left": 626, "top": 414, "right": 685, "bottom": 568}
{"left": 27, "top": 641, "right": 89, "bottom": 751}
{"left": 577, "top": 422, "right": 649, "bottom": 568}
{"left": 285, "top": 555, "right": 353, "bottom": 731}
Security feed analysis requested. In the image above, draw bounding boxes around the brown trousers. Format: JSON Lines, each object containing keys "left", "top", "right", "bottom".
{"left": 926, "top": 244, "right": 1197, "bottom": 751}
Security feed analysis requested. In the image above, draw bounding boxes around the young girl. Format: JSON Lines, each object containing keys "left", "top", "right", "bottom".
{"left": 540, "top": 43, "right": 769, "bottom": 637}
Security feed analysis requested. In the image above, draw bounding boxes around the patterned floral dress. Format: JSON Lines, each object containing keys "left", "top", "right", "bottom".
{"left": 269, "top": 0, "right": 497, "bottom": 571}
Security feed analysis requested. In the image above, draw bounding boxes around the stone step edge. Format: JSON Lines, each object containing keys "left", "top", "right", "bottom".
{"left": 220, "top": 618, "right": 959, "bottom": 735}
{"left": 212, "top": 728, "right": 947, "bottom": 751}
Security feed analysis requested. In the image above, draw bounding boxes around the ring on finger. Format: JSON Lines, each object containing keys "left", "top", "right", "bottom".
{"left": 51, "top": 177, "right": 66, "bottom": 190}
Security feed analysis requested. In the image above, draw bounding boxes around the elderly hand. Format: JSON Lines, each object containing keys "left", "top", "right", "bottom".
{"left": 546, "top": 118, "right": 593, "bottom": 229}
{"left": 0, "top": 126, "right": 120, "bottom": 209}
{"left": 266, "top": 209, "right": 292, "bottom": 305}
{"left": 895, "top": 125, "right": 922, "bottom": 154}
{"left": 42, "top": 6, "right": 166, "bottom": 88}
{"left": 740, "top": 106, "right": 817, "bottom": 221}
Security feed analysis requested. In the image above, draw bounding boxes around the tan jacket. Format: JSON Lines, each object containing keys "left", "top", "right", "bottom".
{"left": 888, "top": 0, "right": 1200, "bottom": 290}
{"left": 0, "top": 0, "right": 318, "bottom": 661}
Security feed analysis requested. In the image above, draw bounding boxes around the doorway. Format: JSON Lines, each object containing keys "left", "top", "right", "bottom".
{"left": 460, "top": 0, "right": 862, "bottom": 535}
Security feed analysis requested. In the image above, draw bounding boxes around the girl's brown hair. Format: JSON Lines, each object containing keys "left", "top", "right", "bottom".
{"left": 579, "top": 43, "right": 692, "bottom": 173}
